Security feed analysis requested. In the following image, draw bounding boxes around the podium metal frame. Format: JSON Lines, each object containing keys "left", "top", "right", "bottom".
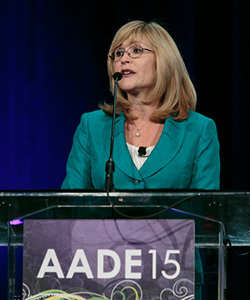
{"left": 1, "top": 190, "right": 250, "bottom": 300}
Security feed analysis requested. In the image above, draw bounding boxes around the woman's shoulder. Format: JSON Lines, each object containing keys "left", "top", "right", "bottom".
{"left": 185, "top": 110, "right": 218, "bottom": 139}
{"left": 78, "top": 109, "right": 111, "bottom": 126}
{"left": 186, "top": 110, "right": 216, "bottom": 128}
{"left": 188, "top": 110, "right": 214, "bottom": 122}
{"left": 81, "top": 109, "right": 108, "bottom": 120}
{"left": 78, "top": 109, "right": 125, "bottom": 133}
{"left": 80, "top": 109, "right": 125, "bottom": 123}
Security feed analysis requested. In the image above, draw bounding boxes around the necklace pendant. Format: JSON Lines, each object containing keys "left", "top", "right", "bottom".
{"left": 136, "top": 129, "right": 140, "bottom": 137}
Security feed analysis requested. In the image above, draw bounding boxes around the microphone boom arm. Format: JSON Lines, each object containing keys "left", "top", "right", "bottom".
{"left": 105, "top": 72, "right": 122, "bottom": 192}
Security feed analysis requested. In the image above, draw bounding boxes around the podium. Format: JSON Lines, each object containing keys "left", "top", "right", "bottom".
{"left": 1, "top": 190, "right": 250, "bottom": 300}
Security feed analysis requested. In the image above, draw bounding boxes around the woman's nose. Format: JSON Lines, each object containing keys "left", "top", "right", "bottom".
{"left": 120, "top": 52, "right": 131, "bottom": 64}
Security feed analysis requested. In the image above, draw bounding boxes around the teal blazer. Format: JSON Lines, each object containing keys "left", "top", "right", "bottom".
{"left": 62, "top": 109, "right": 220, "bottom": 190}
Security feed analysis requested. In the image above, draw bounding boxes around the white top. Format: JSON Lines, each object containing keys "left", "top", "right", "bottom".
{"left": 127, "top": 143, "right": 155, "bottom": 170}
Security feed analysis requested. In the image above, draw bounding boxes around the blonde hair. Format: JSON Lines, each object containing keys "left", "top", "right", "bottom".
{"left": 101, "top": 20, "right": 197, "bottom": 122}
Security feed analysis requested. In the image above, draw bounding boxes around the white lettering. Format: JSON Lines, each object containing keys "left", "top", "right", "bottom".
{"left": 36, "top": 248, "right": 183, "bottom": 280}
{"left": 149, "top": 249, "right": 157, "bottom": 279}
{"left": 125, "top": 249, "right": 142, "bottom": 279}
{"left": 97, "top": 249, "right": 121, "bottom": 278}
{"left": 66, "top": 249, "right": 94, "bottom": 278}
{"left": 161, "top": 250, "right": 180, "bottom": 279}
{"left": 37, "top": 249, "right": 64, "bottom": 278}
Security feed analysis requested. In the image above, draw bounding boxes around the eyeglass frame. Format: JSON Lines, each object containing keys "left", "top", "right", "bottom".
{"left": 108, "top": 45, "right": 154, "bottom": 62}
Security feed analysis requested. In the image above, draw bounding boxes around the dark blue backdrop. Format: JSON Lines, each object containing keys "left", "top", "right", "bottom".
{"left": 0, "top": 0, "right": 249, "bottom": 190}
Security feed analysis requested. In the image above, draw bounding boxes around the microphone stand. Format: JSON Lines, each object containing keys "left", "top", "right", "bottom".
{"left": 105, "top": 72, "right": 122, "bottom": 192}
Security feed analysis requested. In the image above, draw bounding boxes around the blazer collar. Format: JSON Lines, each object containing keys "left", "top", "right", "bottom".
{"left": 104, "top": 112, "right": 186, "bottom": 180}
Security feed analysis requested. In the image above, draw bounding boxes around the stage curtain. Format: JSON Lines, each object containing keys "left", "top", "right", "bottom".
{"left": 0, "top": 0, "right": 249, "bottom": 189}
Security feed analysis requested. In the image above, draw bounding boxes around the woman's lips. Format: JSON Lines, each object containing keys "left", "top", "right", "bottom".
{"left": 121, "top": 69, "right": 135, "bottom": 76}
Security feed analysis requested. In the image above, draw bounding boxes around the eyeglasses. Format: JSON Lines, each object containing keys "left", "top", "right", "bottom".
{"left": 109, "top": 45, "right": 154, "bottom": 62}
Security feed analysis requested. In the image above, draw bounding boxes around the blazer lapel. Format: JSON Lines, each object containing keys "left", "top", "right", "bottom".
{"left": 139, "top": 117, "right": 186, "bottom": 178}
{"left": 103, "top": 112, "right": 142, "bottom": 180}
{"left": 103, "top": 113, "right": 186, "bottom": 180}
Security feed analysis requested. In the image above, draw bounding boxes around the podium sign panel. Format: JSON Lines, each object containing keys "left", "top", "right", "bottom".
{"left": 23, "top": 219, "right": 194, "bottom": 299}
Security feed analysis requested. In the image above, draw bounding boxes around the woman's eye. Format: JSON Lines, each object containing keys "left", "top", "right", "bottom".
{"left": 116, "top": 50, "right": 124, "bottom": 57}
{"left": 133, "top": 47, "right": 143, "bottom": 54}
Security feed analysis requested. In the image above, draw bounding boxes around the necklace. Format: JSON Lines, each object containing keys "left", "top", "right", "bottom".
{"left": 134, "top": 120, "right": 149, "bottom": 137}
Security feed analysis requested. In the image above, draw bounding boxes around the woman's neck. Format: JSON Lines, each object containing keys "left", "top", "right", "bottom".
{"left": 127, "top": 93, "right": 160, "bottom": 121}
{"left": 125, "top": 94, "right": 164, "bottom": 147}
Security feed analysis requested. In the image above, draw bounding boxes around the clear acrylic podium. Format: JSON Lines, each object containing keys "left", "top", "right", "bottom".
{"left": 2, "top": 190, "right": 249, "bottom": 300}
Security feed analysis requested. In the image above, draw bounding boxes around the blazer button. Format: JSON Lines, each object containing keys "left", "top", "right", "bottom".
{"left": 133, "top": 179, "right": 140, "bottom": 184}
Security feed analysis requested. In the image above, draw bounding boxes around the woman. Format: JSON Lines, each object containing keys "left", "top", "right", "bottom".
{"left": 61, "top": 20, "right": 220, "bottom": 190}
{"left": 62, "top": 20, "right": 218, "bottom": 299}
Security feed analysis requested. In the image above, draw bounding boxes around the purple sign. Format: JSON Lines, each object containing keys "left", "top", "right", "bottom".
{"left": 23, "top": 219, "right": 194, "bottom": 299}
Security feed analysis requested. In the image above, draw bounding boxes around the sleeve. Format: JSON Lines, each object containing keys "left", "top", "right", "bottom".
{"left": 189, "top": 118, "right": 220, "bottom": 190}
{"left": 61, "top": 114, "right": 94, "bottom": 189}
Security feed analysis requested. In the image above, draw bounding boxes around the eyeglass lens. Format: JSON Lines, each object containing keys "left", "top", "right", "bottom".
{"left": 115, "top": 46, "right": 144, "bottom": 60}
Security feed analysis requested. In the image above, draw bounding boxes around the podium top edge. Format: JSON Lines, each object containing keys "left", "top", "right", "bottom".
{"left": 0, "top": 189, "right": 250, "bottom": 198}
